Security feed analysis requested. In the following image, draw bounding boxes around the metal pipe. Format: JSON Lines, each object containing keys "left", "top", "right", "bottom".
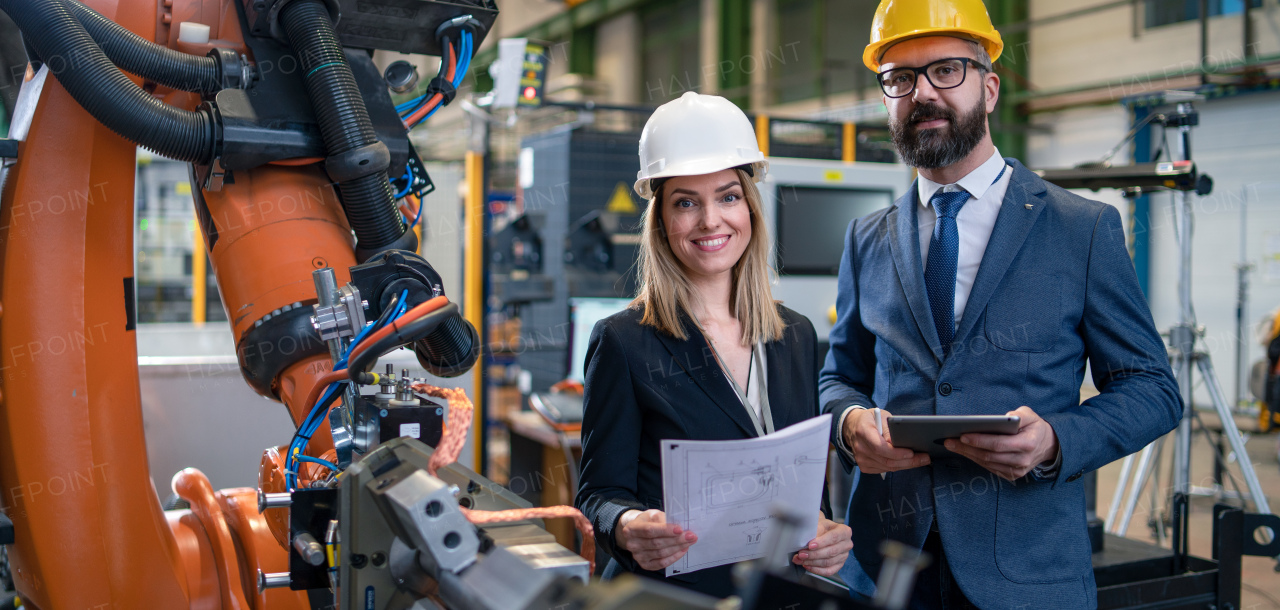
{"left": 1199, "top": 356, "right": 1272, "bottom": 519}
{"left": 1105, "top": 453, "right": 1135, "bottom": 527}
{"left": 1199, "top": 0, "right": 1210, "bottom": 85}
{"left": 1115, "top": 439, "right": 1160, "bottom": 535}
{"left": 1172, "top": 103, "right": 1196, "bottom": 496}
{"left": 258, "top": 571, "right": 290, "bottom": 593}
{"left": 1244, "top": 0, "right": 1255, "bottom": 61}
{"left": 257, "top": 490, "right": 292, "bottom": 513}
{"left": 1000, "top": 0, "right": 1132, "bottom": 34}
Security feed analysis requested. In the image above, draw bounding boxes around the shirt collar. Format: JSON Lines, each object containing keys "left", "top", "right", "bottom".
{"left": 918, "top": 148, "right": 1005, "bottom": 208}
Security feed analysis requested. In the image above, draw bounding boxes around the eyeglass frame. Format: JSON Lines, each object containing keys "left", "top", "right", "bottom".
{"left": 875, "top": 57, "right": 991, "bottom": 99}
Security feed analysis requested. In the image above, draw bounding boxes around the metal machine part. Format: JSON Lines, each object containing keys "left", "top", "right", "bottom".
{"left": 372, "top": 470, "right": 480, "bottom": 575}
{"left": 352, "top": 387, "right": 446, "bottom": 455}
{"left": 290, "top": 488, "right": 339, "bottom": 590}
{"left": 312, "top": 281, "right": 368, "bottom": 343}
{"left": 259, "top": 490, "right": 293, "bottom": 512}
{"left": 339, "top": 437, "right": 573, "bottom": 608}
{"left": 293, "top": 533, "right": 325, "bottom": 566}
{"left": 385, "top": 60, "right": 420, "bottom": 94}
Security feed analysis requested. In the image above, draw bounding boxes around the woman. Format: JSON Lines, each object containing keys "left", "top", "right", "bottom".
{"left": 574, "top": 92, "right": 852, "bottom": 599}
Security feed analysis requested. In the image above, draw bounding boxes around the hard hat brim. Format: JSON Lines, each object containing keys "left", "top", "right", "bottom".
{"left": 863, "top": 29, "right": 1004, "bottom": 72}
{"left": 633, "top": 158, "right": 770, "bottom": 200}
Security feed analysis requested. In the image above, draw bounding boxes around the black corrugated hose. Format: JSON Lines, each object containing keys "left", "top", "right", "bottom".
{"left": 62, "top": 0, "right": 222, "bottom": 94}
{"left": 0, "top": 0, "right": 216, "bottom": 163}
{"left": 414, "top": 316, "right": 481, "bottom": 378}
{"left": 279, "top": 0, "right": 412, "bottom": 258}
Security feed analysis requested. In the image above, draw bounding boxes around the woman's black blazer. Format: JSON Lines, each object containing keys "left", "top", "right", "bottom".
{"left": 574, "top": 304, "right": 826, "bottom": 598}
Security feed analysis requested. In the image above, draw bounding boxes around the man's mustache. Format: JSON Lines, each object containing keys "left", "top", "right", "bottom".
{"left": 908, "top": 104, "right": 956, "bottom": 126}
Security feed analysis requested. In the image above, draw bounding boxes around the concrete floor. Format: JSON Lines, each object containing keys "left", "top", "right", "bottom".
{"left": 1094, "top": 411, "right": 1280, "bottom": 610}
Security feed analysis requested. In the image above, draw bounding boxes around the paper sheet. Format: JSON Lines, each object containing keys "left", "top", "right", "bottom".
{"left": 661, "top": 414, "right": 831, "bottom": 576}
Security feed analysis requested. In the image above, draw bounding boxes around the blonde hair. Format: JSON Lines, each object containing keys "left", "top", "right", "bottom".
{"left": 631, "top": 168, "right": 785, "bottom": 345}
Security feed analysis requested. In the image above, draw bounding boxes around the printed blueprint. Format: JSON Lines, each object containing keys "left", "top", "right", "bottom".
{"left": 660, "top": 414, "right": 831, "bottom": 576}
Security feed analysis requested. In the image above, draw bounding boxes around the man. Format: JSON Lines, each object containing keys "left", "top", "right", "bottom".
{"left": 820, "top": 1, "right": 1182, "bottom": 608}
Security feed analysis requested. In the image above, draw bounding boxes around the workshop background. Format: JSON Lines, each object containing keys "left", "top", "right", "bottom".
{"left": 5, "top": 0, "right": 1275, "bottom": 606}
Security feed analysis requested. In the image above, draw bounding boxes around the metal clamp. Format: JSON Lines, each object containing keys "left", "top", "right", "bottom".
{"left": 312, "top": 284, "right": 366, "bottom": 342}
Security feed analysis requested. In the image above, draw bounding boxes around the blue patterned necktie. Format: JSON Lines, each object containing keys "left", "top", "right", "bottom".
{"left": 924, "top": 188, "right": 971, "bottom": 349}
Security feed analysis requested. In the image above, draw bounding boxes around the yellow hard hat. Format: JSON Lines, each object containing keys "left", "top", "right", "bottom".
{"left": 863, "top": 0, "right": 1004, "bottom": 72}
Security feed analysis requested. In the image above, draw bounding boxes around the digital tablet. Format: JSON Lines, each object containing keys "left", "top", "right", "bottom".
{"left": 886, "top": 415, "right": 1021, "bottom": 456}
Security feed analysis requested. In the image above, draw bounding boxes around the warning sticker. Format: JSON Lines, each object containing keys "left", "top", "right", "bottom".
{"left": 607, "top": 182, "right": 638, "bottom": 214}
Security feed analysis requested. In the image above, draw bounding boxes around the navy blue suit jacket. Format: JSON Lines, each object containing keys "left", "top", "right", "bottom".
{"left": 819, "top": 159, "right": 1181, "bottom": 608}
{"left": 576, "top": 305, "right": 826, "bottom": 598}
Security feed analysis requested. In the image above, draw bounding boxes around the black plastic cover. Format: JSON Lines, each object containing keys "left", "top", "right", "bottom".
{"left": 332, "top": 0, "right": 496, "bottom": 56}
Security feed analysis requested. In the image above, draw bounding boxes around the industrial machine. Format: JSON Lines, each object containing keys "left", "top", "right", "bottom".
{"left": 0, "top": 1, "right": 934, "bottom": 608}
{"left": 0, "top": 0, "right": 602, "bottom": 607}
{"left": 759, "top": 158, "right": 912, "bottom": 344}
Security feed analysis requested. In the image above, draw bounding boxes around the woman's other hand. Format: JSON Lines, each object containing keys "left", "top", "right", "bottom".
{"left": 793, "top": 515, "right": 852, "bottom": 576}
{"left": 616, "top": 509, "right": 698, "bottom": 571}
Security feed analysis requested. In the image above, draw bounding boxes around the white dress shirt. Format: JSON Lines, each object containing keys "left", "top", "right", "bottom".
{"left": 835, "top": 150, "right": 1059, "bottom": 472}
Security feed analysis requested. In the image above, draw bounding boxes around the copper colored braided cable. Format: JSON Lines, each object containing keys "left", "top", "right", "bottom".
{"left": 459, "top": 506, "right": 595, "bottom": 574}
{"left": 410, "top": 383, "right": 472, "bottom": 476}
{"left": 412, "top": 382, "right": 595, "bottom": 573}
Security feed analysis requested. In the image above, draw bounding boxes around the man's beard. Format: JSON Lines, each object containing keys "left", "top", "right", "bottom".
{"left": 889, "top": 92, "right": 988, "bottom": 170}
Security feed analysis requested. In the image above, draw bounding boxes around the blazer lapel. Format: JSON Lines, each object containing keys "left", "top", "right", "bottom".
{"left": 764, "top": 322, "right": 792, "bottom": 431}
{"left": 886, "top": 186, "right": 945, "bottom": 363}
{"left": 654, "top": 315, "right": 759, "bottom": 437}
{"left": 953, "top": 160, "right": 1049, "bottom": 346}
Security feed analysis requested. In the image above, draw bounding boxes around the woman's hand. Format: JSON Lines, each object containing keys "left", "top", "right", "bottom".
{"left": 616, "top": 509, "right": 698, "bottom": 571}
{"left": 793, "top": 515, "right": 852, "bottom": 576}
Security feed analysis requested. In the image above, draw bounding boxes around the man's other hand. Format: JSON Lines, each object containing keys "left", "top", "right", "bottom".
{"left": 945, "top": 406, "right": 1059, "bottom": 481}
{"left": 842, "top": 408, "right": 931, "bottom": 474}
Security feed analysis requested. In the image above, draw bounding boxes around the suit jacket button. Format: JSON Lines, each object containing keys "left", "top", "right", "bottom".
{"left": 1067, "top": 471, "right": 1083, "bottom": 483}
{"left": 938, "top": 383, "right": 952, "bottom": 396}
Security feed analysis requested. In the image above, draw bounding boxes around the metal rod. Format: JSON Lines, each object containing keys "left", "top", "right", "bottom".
{"left": 1172, "top": 102, "right": 1196, "bottom": 497}
{"left": 258, "top": 571, "right": 291, "bottom": 593}
{"left": 1235, "top": 187, "right": 1250, "bottom": 408}
{"left": 258, "top": 490, "right": 292, "bottom": 513}
{"left": 1115, "top": 438, "right": 1160, "bottom": 535}
{"left": 1200, "top": 0, "right": 1210, "bottom": 84}
{"left": 1106, "top": 453, "right": 1135, "bottom": 527}
{"left": 313, "top": 267, "right": 343, "bottom": 364}
{"left": 1198, "top": 356, "right": 1273, "bottom": 520}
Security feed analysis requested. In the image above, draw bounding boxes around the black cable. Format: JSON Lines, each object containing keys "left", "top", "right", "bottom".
{"left": 0, "top": 0, "right": 216, "bottom": 163}
{"left": 346, "top": 303, "right": 460, "bottom": 381}
{"left": 62, "top": 0, "right": 222, "bottom": 93}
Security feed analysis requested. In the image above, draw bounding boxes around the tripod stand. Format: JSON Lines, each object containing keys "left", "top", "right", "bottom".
{"left": 1106, "top": 95, "right": 1277, "bottom": 567}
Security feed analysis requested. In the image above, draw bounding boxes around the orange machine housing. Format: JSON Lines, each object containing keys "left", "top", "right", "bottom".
{"left": 0, "top": 0, "right": 353, "bottom": 607}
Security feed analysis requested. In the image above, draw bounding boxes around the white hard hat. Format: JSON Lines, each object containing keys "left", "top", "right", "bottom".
{"left": 634, "top": 92, "right": 769, "bottom": 200}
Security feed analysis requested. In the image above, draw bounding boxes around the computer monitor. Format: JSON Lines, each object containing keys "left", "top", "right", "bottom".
{"left": 568, "top": 297, "right": 632, "bottom": 382}
{"left": 775, "top": 186, "right": 894, "bottom": 276}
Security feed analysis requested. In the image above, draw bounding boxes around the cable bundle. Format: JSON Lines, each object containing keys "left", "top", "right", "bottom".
{"left": 286, "top": 289, "right": 413, "bottom": 490}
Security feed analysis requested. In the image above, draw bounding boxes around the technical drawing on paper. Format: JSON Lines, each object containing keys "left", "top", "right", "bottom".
{"left": 660, "top": 414, "right": 831, "bottom": 577}
{"left": 701, "top": 460, "right": 779, "bottom": 511}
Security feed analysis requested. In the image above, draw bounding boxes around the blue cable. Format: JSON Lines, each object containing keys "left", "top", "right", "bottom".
{"left": 400, "top": 31, "right": 472, "bottom": 127}
{"left": 286, "top": 290, "right": 411, "bottom": 489}
{"left": 297, "top": 455, "right": 339, "bottom": 471}
{"left": 392, "top": 161, "right": 414, "bottom": 198}
{"left": 408, "top": 197, "right": 424, "bottom": 230}
{"left": 396, "top": 32, "right": 467, "bottom": 115}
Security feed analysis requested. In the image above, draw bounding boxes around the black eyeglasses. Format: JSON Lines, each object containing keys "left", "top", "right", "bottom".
{"left": 877, "top": 57, "right": 989, "bottom": 99}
